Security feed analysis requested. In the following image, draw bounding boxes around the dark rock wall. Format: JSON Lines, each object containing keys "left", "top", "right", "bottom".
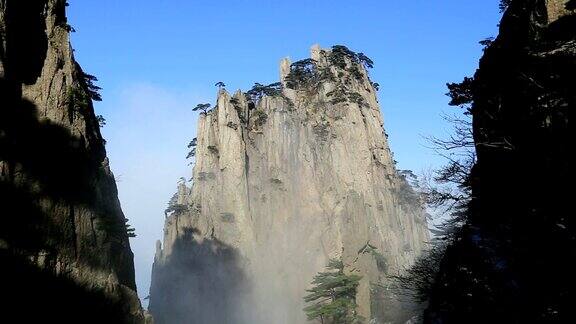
{"left": 425, "top": 1, "right": 575, "bottom": 322}
{"left": 0, "top": 0, "right": 147, "bottom": 322}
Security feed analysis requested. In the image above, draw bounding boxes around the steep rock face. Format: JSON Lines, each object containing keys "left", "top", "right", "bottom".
{"left": 0, "top": 0, "right": 148, "bottom": 322}
{"left": 150, "top": 46, "right": 429, "bottom": 323}
{"left": 425, "top": 0, "right": 574, "bottom": 322}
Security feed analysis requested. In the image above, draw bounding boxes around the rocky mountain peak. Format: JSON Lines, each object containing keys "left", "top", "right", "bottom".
{"left": 149, "top": 45, "right": 428, "bottom": 324}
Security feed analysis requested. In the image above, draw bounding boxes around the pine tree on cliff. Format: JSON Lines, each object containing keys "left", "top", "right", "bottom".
{"left": 193, "top": 103, "right": 211, "bottom": 114}
{"left": 303, "top": 259, "right": 362, "bottom": 324}
{"left": 499, "top": 0, "right": 512, "bottom": 12}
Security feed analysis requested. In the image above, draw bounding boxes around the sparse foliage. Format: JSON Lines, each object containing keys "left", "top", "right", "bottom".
{"left": 285, "top": 59, "right": 319, "bottom": 89}
{"left": 446, "top": 77, "right": 474, "bottom": 112}
{"left": 329, "top": 45, "right": 374, "bottom": 80}
{"left": 394, "top": 76, "right": 479, "bottom": 306}
{"left": 358, "top": 242, "right": 388, "bottom": 273}
{"left": 424, "top": 77, "right": 476, "bottom": 210}
{"left": 164, "top": 204, "right": 188, "bottom": 216}
{"left": 66, "top": 86, "right": 90, "bottom": 111}
{"left": 391, "top": 243, "right": 446, "bottom": 302}
{"left": 252, "top": 109, "right": 268, "bottom": 127}
{"left": 348, "top": 92, "right": 366, "bottom": 107}
{"left": 326, "top": 85, "right": 348, "bottom": 105}
{"left": 63, "top": 23, "right": 76, "bottom": 33}
{"left": 329, "top": 45, "right": 358, "bottom": 69}
{"left": 230, "top": 97, "right": 247, "bottom": 123}
{"left": 284, "top": 45, "right": 376, "bottom": 94}
{"left": 186, "top": 138, "right": 197, "bottom": 159}
{"left": 125, "top": 223, "right": 137, "bottom": 238}
{"left": 188, "top": 138, "right": 197, "bottom": 148}
{"left": 499, "top": 0, "right": 512, "bottom": 13}
{"left": 65, "top": 71, "right": 102, "bottom": 112}
{"left": 186, "top": 148, "right": 196, "bottom": 159}
{"left": 164, "top": 192, "right": 189, "bottom": 216}
{"left": 245, "top": 82, "right": 283, "bottom": 102}
{"left": 396, "top": 169, "right": 423, "bottom": 207}
{"left": 97, "top": 216, "right": 136, "bottom": 239}
{"left": 193, "top": 103, "right": 211, "bottom": 114}
{"left": 303, "top": 259, "right": 363, "bottom": 324}
{"left": 357, "top": 52, "right": 374, "bottom": 69}
{"left": 96, "top": 115, "right": 106, "bottom": 127}
{"left": 479, "top": 37, "right": 495, "bottom": 51}
{"left": 82, "top": 73, "right": 102, "bottom": 101}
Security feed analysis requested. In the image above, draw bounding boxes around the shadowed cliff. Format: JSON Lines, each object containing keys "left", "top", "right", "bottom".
{"left": 149, "top": 227, "right": 250, "bottom": 324}
{"left": 424, "top": 1, "right": 575, "bottom": 322}
{"left": 0, "top": 0, "right": 147, "bottom": 322}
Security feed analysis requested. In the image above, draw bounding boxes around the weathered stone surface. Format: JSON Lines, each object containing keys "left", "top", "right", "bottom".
{"left": 0, "top": 0, "right": 147, "bottom": 322}
{"left": 546, "top": 0, "right": 571, "bottom": 23}
{"left": 150, "top": 45, "right": 429, "bottom": 323}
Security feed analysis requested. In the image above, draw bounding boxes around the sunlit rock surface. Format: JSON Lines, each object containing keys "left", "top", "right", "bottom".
{"left": 150, "top": 46, "right": 429, "bottom": 324}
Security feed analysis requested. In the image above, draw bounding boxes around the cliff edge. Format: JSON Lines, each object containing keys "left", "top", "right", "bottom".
{"left": 0, "top": 1, "right": 148, "bottom": 322}
{"left": 425, "top": 0, "right": 575, "bottom": 322}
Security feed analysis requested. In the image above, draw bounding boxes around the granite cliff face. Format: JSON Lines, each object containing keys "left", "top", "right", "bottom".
{"left": 150, "top": 45, "right": 429, "bottom": 323}
{"left": 0, "top": 0, "right": 148, "bottom": 322}
{"left": 425, "top": 0, "right": 575, "bottom": 322}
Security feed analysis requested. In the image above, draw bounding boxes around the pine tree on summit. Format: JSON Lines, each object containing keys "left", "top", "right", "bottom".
{"left": 303, "top": 259, "right": 363, "bottom": 324}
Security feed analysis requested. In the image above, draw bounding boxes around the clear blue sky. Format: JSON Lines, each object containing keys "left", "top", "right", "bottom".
{"left": 68, "top": 0, "right": 502, "bottom": 305}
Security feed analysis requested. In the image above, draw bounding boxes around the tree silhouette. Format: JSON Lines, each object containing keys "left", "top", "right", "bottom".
{"left": 285, "top": 59, "right": 318, "bottom": 89}
{"left": 329, "top": 45, "right": 358, "bottom": 69}
{"left": 186, "top": 138, "right": 197, "bottom": 160}
{"left": 357, "top": 52, "right": 374, "bottom": 69}
{"left": 82, "top": 72, "right": 102, "bottom": 101}
{"left": 328, "top": 45, "right": 374, "bottom": 81}
{"left": 97, "top": 216, "right": 137, "bottom": 238}
{"left": 479, "top": 37, "right": 494, "bottom": 51}
{"left": 499, "top": 0, "right": 511, "bottom": 12}
{"left": 446, "top": 77, "right": 474, "bottom": 112}
{"left": 188, "top": 138, "right": 197, "bottom": 148}
{"left": 164, "top": 192, "right": 189, "bottom": 217}
{"left": 96, "top": 115, "right": 106, "bottom": 128}
{"left": 245, "top": 82, "right": 282, "bottom": 102}
{"left": 193, "top": 103, "right": 211, "bottom": 114}
{"left": 303, "top": 259, "right": 362, "bottom": 324}
{"left": 215, "top": 82, "right": 226, "bottom": 88}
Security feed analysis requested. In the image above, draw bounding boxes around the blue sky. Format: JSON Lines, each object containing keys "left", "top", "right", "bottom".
{"left": 68, "top": 0, "right": 502, "bottom": 305}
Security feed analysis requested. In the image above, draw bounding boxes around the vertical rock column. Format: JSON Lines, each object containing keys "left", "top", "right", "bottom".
{"left": 0, "top": 0, "right": 147, "bottom": 322}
